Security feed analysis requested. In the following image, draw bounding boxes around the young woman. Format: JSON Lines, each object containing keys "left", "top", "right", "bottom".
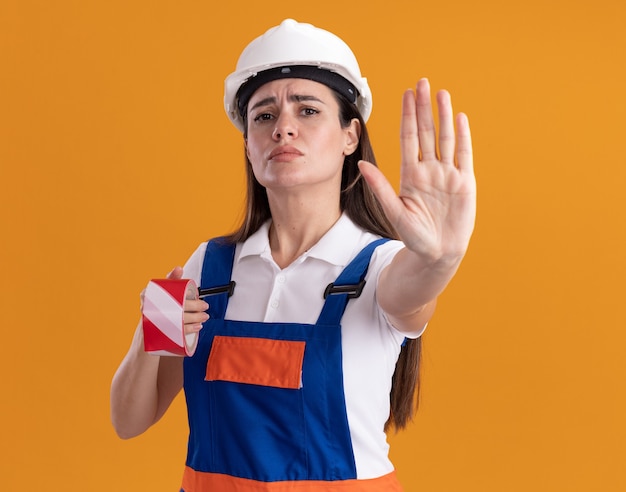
{"left": 111, "top": 19, "right": 476, "bottom": 491}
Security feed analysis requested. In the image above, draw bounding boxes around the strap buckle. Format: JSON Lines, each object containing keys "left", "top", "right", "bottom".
{"left": 198, "top": 281, "right": 236, "bottom": 298}
{"left": 323, "top": 280, "right": 366, "bottom": 300}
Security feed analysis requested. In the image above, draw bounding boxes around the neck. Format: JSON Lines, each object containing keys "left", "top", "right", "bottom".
{"left": 267, "top": 191, "right": 341, "bottom": 269}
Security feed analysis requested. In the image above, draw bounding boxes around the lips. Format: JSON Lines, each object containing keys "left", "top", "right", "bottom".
{"left": 268, "top": 146, "right": 303, "bottom": 161}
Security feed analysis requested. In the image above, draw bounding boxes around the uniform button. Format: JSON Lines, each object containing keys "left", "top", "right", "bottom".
{"left": 277, "top": 275, "right": 286, "bottom": 283}
{"left": 270, "top": 299, "right": 279, "bottom": 308}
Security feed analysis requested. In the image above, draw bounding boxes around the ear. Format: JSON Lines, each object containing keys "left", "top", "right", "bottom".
{"left": 244, "top": 137, "right": 250, "bottom": 161}
{"left": 343, "top": 118, "right": 361, "bottom": 156}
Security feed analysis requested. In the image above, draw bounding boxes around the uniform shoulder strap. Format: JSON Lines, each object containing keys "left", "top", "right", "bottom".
{"left": 316, "top": 238, "right": 390, "bottom": 325}
{"left": 199, "top": 237, "right": 237, "bottom": 319}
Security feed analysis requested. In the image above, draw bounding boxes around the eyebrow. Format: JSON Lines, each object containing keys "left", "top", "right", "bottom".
{"left": 249, "top": 94, "right": 326, "bottom": 112}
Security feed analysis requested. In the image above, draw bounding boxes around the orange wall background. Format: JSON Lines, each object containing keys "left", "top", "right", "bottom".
{"left": 1, "top": 0, "right": 625, "bottom": 490}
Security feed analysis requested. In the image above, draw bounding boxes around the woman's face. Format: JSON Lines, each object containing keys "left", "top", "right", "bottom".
{"left": 245, "top": 78, "right": 360, "bottom": 197}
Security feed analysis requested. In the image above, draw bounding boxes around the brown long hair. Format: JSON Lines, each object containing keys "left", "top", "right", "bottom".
{"left": 226, "top": 90, "right": 421, "bottom": 432}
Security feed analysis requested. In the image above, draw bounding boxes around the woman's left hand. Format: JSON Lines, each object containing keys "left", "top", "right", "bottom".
{"left": 358, "top": 78, "right": 476, "bottom": 265}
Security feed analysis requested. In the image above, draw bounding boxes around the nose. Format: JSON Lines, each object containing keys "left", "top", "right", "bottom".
{"left": 272, "top": 113, "right": 298, "bottom": 140}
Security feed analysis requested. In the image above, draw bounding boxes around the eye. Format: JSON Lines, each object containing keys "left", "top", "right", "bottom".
{"left": 301, "top": 107, "right": 319, "bottom": 116}
{"left": 253, "top": 112, "right": 274, "bottom": 123}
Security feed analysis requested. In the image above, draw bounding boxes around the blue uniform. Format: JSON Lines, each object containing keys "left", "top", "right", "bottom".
{"left": 180, "top": 237, "right": 403, "bottom": 491}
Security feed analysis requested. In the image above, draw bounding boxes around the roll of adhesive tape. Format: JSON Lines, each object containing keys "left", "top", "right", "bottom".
{"left": 142, "top": 279, "right": 199, "bottom": 357}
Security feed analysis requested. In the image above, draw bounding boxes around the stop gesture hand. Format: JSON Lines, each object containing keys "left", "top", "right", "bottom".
{"left": 359, "top": 78, "right": 476, "bottom": 266}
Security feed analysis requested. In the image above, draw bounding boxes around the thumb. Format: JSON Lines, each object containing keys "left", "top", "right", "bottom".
{"left": 358, "top": 160, "right": 403, "bottom": 222}
{"left": 167, "top": 266, "right": 184, "bottom": 280}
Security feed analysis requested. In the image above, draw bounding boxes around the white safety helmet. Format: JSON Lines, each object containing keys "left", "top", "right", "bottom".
{"left": 224, "top": 19, "right": 372, "bottom": 132}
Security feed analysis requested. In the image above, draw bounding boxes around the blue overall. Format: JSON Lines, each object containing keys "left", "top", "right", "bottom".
{"left": 182, "top": 237, "right": 389, "bottom": 485}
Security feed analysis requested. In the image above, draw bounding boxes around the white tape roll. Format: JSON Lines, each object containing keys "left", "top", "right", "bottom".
{"left": 142, "top": 279, "right": 199, "bottom": 357}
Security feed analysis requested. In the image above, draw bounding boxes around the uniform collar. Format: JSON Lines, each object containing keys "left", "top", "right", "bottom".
{"left": 238, "top": 213, "right": 364, "bottom": 268}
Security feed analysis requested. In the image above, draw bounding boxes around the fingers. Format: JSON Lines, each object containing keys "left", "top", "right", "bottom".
{"left": 167, "top": 266, "right": 184, "bottom": 280}
{"left": 185, "top": 299, "right": 209, "bottom": 314}
{"left": 455, "top": 112, "right": 474, "bottom": 173}
{"left": 167, "top": 265, "right": 209, "bottom": 332}
{"left": 437, "top": 90, "right": 455, "bottom": 164}
{"left": 358, "top": 160, "right": 403, "bottom": 223}
{"left": 401, "top": 89, "right": 419, "bottom": 170}
{"left": 184, "top": 299, "right": 209, "bottom": 333}
{"left": 401, "top": 79, "right": 442, "bottom": 165}
{"left": 415, "top": 79, "right": 437, "bottom": 161}
{"left": 404, "top": 79, "right": 472, "bottom": 172}
{"left": 165, "top": 266, "right": 208, "bottom": 331}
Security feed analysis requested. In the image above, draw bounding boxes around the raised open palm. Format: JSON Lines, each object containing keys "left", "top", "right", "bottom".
{"left": 359, "top": 78, "right": 476, "bottom": 264}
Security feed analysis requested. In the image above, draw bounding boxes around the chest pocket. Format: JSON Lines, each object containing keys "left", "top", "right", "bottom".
{"left": 205, "top": 335, "right": 305, "bottom": 389}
